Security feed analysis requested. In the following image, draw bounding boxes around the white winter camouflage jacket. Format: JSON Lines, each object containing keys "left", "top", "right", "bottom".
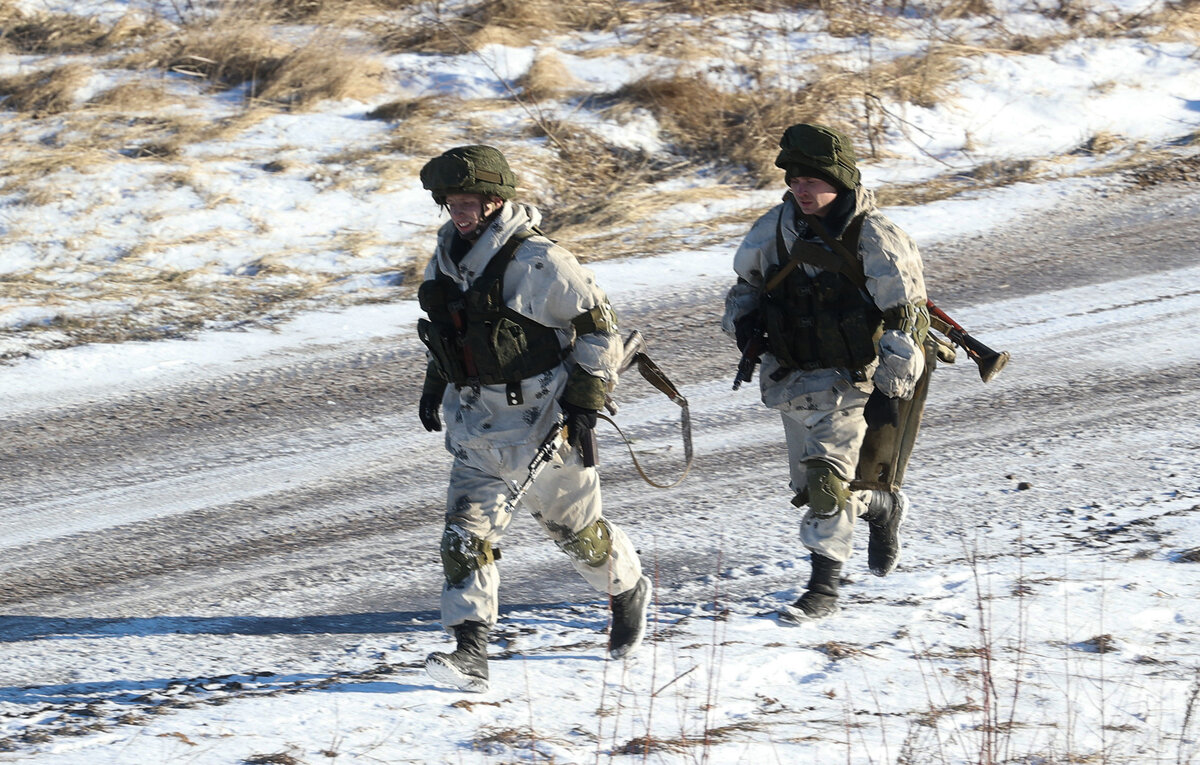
{"left": 722, "top": 186, "right": 928, "bottom": 409}
{"left": 424, "top": 201, "right": 623, "bottom": 451}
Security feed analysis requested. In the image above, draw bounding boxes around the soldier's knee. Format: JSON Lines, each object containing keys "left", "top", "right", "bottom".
{"left": 805, "top": 461, "right": 850, "bottom": 518}
{"left": 440, "top": 525, "right": 500, "bottom": 586}
{"left": 553, "top": 518, "right": 613, "bottom": 568}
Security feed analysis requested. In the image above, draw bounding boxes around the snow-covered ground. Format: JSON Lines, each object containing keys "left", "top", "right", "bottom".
{"left": 2, "top": 1, "right": 1200, "bottom": 763}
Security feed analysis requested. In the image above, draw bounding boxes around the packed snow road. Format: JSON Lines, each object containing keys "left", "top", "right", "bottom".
{"left": 2, "top": 176, "right": 1199, "bottom": 688}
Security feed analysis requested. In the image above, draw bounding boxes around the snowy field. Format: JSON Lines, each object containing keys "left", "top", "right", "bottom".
{"left": 2, "top": 1, "right": 1200, "bottom": 763}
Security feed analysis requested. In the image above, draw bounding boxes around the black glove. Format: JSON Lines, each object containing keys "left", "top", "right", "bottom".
{"left": 863, "top": 388, "right": 901, "bottom": 430}
{"left": 560, "top": 399, "right": 599, "bottom": 467}
{"left": 419, "top": 392, "right": 443, "bottom": 432}
{"left": 560, "top": 400, "right": 597, "bottom": 447}
{"left": 734, "top": 311, "right": 761, "bottom": 352}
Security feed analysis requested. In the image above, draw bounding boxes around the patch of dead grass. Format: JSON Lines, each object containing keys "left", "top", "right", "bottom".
{"left": 0, "top": 62, "right": 92, "bottom": 115}
{"left": 125, "top": 25, "right": 292, "bottom": 90}
{"left": 515, "top": 51, "right": 582, "bottom": 101}
{"left": 0, "top": 6, "right": 164, "bottom": 54}
{"left": 87, "top": 81, "right": 181, "bottom": 112}
{"left": 124, "top": 22, "right": 384, "bottom": 109}
{"left": 608, "top": 73, "right": 826, "bottom": 185}
{"left": 254, "top": 40, "right": 386, "bottom": 107}
{"left": 381, "top": 0, "right": 639, "bottom": 53}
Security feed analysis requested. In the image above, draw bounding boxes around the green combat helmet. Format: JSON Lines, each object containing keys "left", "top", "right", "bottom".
{"left": 774, "top": 123, "right": 861, "bottom": 191}
{"left": 420, "top": 145, "right": 518, "bottom": 205}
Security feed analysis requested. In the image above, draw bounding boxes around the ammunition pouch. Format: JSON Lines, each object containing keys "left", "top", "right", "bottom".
{"left": 570, "top": 302, "right": 619, "bottom": 337}
{"left": 417, "top": 233, "right": 564, "bottom": 387}
{"left": 761, "top": 267, "right": 882, "bottom": 372}
{"left": 882, "top": 301, "right": 931, "bottom": 346}
{"left": 441, "top": 526, "right": 501, "bottom": 586}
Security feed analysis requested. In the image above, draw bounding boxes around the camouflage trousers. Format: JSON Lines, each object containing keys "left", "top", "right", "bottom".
{"left": 439, "top": 440, "right": 643, "bottom": 630}
{"left": 779, "top": 380, "right": 874, "bottom": 563}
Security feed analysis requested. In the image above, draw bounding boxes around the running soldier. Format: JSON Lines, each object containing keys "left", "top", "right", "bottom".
{"left": 416, "top": 145, "right": 651, "bottom": 691}
{"left": 723, "top": 124, "right": 930, "bottom": 623}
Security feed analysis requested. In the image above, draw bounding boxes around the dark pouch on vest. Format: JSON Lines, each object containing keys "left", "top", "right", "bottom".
{"left": 490, "top": 317, "right": 531, "bottom": 378}
{"left": 838, "top": 309, "right": 881, "bottom": 369}
{"left": 417, "top": 317, "right": 467, "bottom": 383}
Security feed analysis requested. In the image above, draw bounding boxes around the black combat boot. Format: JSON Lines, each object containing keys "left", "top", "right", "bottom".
{"left": 865, "top": 489, "right": 908, "bottom": 577}
{"left": 426, "top": 620, "right": 490, "bottom": 692}
{"left": 779, "top": 554, "right": 842, "bottom": 624}
{"left": 608, "top": 575, "right": 651, "bottom": 659}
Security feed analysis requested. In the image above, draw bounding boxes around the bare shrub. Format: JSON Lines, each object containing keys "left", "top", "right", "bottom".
{"left": 0, "top": 63, "right": 92, "bottom": 114}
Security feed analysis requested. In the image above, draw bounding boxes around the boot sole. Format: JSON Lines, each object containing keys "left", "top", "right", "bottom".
{"left": 425, "top": 653, "right": 488, "bottom": 693}
{"left": 777, "top": 602, "right": 840, "bottom": 625}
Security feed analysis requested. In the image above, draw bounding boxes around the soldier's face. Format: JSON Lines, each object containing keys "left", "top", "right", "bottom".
{"left": 445, "top": 193, "right": 503, "bottom": 238}
{"left": 788, "top": 176, "right": 839, "bottom": 217}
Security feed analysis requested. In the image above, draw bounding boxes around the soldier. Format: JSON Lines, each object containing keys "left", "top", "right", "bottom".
{"left": 722, "top": 124, "right": 930, "bottom": 623}
{"left": 416, "top": 145, "right": 651, "bottom": 692}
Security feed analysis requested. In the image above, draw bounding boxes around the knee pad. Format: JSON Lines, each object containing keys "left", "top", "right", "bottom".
{"left": 554, "top": 518, "right": 613, "bottom": 568}
{"left": 440, "top": 525, "right": 500, "bottom": 586}
{"left": 805, "top": 461, "right": 850, "bottom": 518}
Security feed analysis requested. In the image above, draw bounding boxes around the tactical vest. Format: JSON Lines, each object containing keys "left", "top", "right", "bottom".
{"left": 417, "top": 232, "right": 564, "bottom": 387}
{"left": 760, "top": 210, "right": 882, "bottom": 373}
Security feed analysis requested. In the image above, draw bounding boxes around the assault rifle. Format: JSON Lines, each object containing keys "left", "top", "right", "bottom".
{"left": 732, "top": 318, "right": 765, "bottom": 391}
{"left": 926, "top": 300, "right": 1009, "bottom": 383}
{"left": 501, "top": 413, "right": 568, "bottom": 516}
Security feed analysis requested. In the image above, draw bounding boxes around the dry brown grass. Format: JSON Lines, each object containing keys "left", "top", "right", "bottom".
{"left": 607, "top": 74, "right": 828, "bottom": 185}
{"left": 87, "top": 81, "right": 181, "bottom": 111}
{"left": 125, "top": 25, "right": 292, "bottom": 90}
{"left": 254, "top": 40, "right": 386, "bottom": 107}
{"left": 515, "top": 51, "right": 581, "bottom": 101}
{"left": 0, "top": 63, "right": 92, "bottom": 115}
{"left": 367, "top": 95, "right": 456, "bottom": 156}
{"left": 123, "top": 21, "right": 384, "bottom": 109}
{"left": 873, "top": 47, "right": 964, "bottom": 109}
{"left": 381, "top": 0, "right": 639, "bottom": 53}
{"left": 0, "top": 5, "right": 164, "bottom": 54}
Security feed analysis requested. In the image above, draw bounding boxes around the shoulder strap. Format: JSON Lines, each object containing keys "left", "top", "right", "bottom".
{"left": 478, "top": 230, "right": 533, "bottom": 283}
{"left": 768, "top": 205, "right": 867, "bottom": 292}
{"left": 799, "top": 211, "right": 867, "bottom": 289}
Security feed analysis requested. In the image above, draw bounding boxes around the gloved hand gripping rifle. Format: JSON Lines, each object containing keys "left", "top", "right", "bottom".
{"left": 732, "top": 317, "right": 765, "bottom": 391}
